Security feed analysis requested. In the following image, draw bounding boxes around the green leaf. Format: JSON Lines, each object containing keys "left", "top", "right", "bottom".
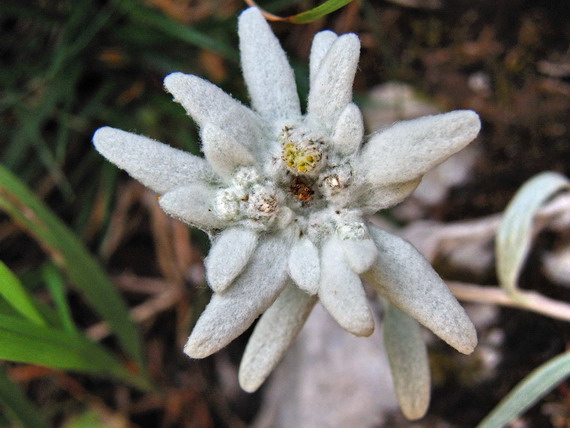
{"left": 0, "top": 261, "right": 46, "bottom": 326}
{"left": 46, "top": 1, "right": 113, "bottom": 79}
{"left": 477, "top": 351, "right": 570, "bottom": 428}
{"left": 251, "top": 0, "right": 354, "bottom": 24}
{"left": 63, "top": 409, "right": 120, "bottom": 428}
{"left": 112, "top": 0, "right": 237, "bottom": 60}
{"left": 42, "top": 263, "right": 78, "bottom": 334}
{"left": 287, "top": 0, "right": 354, "bottom": 23}
{"left": 496, "top": 172, "right": 570, "bottom": 295}
{"left": 383, "top": 301, "right": 431, "bottom": 420}
{"left": 0, "top": 313, "right": 149, "bottom": 391}
{"left": 0, "top": 366, "right": 47, "bottom": 428}
{"left": 0, "top": 165, "right": 145, "bottom": 370}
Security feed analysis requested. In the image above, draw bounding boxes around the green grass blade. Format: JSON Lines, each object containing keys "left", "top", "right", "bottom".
{"left": 477, "top": 351, "right": 570, "bottom": 428}
{"left": 0, "top": 2, "right": 58, "bottom": 23}
{"left": 47, "top": 3, "right": 114, "bottom": 79}
{"left": 0, "top": 313, "right": 150, "bottom": 390}
{"left": 0, "top": 165, "right": 145, "bottom": 370}
{"left": 0, "top": 366, "right": 47, "bottom": 428}
{"left": 288, "top": 0, "right": 354, "bottom": 23}
{"left": 113, "top": 0, "right": 237, "bottom": 60}
{"left": 0, "top": 261, "right": 47, "bottom": 326}
{"left": 2, "top": 268, "right": 68, "bottom": 328}
{"left": 5, "top": 84, "right": 61, "bottom": 168}
{"left": 42, "top": 263, "right": 78, "bottom": 334}
{"left": 496, "top": 172, "right": 570, "bottom": 295}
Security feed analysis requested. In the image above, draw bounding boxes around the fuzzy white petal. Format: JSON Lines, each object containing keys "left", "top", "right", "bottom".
{"left": 239, "top": 282, "right": 316, "bottom": 392}
{"left": 288, "top": 237, "right": 321, "bottom": 295}
{"left": 358, "top": 110, "right": 481, "bottom": 185}
{"left": 384, "top": 302, "right": 430, "bottom": 420}
{"left": 331, "top": 103, "right": 364, "bottom": 156}
{"left": 159, "top": 184, "right": 226, "bottom": 231}
{"left": 205, "top": 227, "right": 259, "bottom": 293}
{"left": 339, "top": 238, "right": 378, "bottom": 274}
{"left": 201, "top": 124, "right": 255, "bottom": 179}
{"left": 184, "top": 234, "right": 291, "bottom": 358}
{"left": 239, "top": 8, "right": 301, "bottom": 124}
{"left": 318, "top": 238, "right": 374, "bottom": 336}
{"left": 164, "top": 73, "right": 263, "bottom": 151}
{"left": 362, "top": 226, "right": 477, "bottom": 354}
{"left": 357, "top": 178, "right": 422, "bottom": 214}
{"left": 93, "top": 127, "right": 214, "bottom": 194}
{"left": 307, "top": 34, "right": 360, "bottom": 133}
{"left": 309, "top": 30, "right": 338, "bottom": 86}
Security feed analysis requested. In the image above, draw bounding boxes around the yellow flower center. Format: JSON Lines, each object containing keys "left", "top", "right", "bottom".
{"left": 281, "top": 141, "right": 322, "bottom": 174}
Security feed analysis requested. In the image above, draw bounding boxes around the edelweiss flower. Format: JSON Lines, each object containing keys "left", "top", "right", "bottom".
{"left": 94, "top": 6, "right": 480, "bottom": 400}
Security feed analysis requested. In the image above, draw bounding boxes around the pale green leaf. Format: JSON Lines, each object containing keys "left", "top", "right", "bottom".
{"left": 477, "top": 351, "right": 570, "bottom": 428}
{"left": 496, "top": 172, "right": 570, "bottom": 295}
{"left": 383, "top": 301, "right": 431, "bottom": 420}
{"left": 0, "top": 261, "right": 46, "bottom": 326}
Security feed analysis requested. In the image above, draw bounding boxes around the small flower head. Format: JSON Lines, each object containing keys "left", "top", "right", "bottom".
{"left": 212, "top": 167, "right": 284, "bottom": 231}
{"left": 281, "top": 128, "right": 325, "bottom": 175}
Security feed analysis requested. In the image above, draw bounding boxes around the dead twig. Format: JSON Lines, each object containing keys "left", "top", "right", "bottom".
{"left": 113, "top": 274, "right": 171, "bottom": 294}
{"left": 402, "top": 193, "right": 570, "bottom": 263}
{"left": 86, "top": 283, "right": 184, "bottom": 341}
{"left": 448, "top": 281, "right": 570, "bottom": 323}
{"left": 243, "top": 0, "right": 286, "bottom": 21}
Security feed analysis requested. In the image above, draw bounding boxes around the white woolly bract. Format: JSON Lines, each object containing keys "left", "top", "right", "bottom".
{"left": 159, "top": 183, "right": 226, "bottom": 231}
{"left": 318, "top": 238, "right": 374, "bottom": 337}
{"left": 238, "top": 7, "right": 300, "bottom": 125}
{"left": 164, "top": 72, "right": 263, "bottom": 153}
{"left": 358, "top": 110, "right": 481, "bottom": 185}
{"left": 201, "top": 124, "right": 255, "bottom": 179}
{"left": 307, "top": 34, "right": 360, "bottom": 133}
{"left": 339, "top": 238, "right": 378, "bottom": 274}
{"left": 384, "top": 302, "right": 431, "bottom": 420}
{"left": 363, "top": 226, "right": 477, "bottom": 354}
{"left": 239, "top": 283, "right": 316, "bottom": 392}
{"left": 309, "top": 30, "right": 338, "bottom": 86}
{"left": 205, "top": 227, "right": 258, "bottom": 293}
{"left": 185, "top": 233, "right": 291, "bottom": 358}
{"left": 331, "top": 103, "right": 364, "bottom": 156}
{"left": 288, "top": 237, "right": 321, "bottom": 295}
{"left": 93, "top": 127, "right": 214, "bottom": 194}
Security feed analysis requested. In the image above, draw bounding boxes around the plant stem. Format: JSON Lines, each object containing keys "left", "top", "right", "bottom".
{"left": 448, "top": 281, "right": 570, "bottom": 322}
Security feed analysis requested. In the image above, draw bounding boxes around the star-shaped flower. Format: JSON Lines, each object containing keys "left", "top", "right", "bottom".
{"left": 94, "top": 7, "right": 480, "bottom": 401}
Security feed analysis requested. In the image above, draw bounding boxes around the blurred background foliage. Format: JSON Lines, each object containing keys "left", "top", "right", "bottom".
{"left": 1, "top": 0, "right": 570, "bottom": 426}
